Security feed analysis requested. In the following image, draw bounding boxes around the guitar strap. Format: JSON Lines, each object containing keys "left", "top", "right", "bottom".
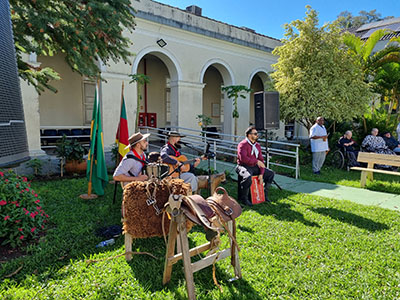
{"left": 126, "top": 154, "right": 149, "bottom": 177}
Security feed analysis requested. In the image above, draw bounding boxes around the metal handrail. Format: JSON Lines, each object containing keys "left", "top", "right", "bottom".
{"left": 139, "top": 125, "right": 301, "bottom": 179}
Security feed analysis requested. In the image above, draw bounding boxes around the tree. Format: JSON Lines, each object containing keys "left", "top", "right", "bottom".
{"left": 271, "top": 6, "right": 373, "bottom": 130}
{"left": 337, "top": 10, "right": 393, "bottom": 29}
{"left": 10, "top": 0, "right": 136, "bottom": 93}
{"left": 343, "top": 31, "right": 400, "bottom": 126}
{"left": 129, "top": 74, "right": 150, "bottom": 132}
{"left": 221, "top": 85, "right": 252, "bottom": 137}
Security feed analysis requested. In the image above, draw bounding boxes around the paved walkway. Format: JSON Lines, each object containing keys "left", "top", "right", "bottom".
{"left": 199, "top": 160, "right": 400, "bottom": 212}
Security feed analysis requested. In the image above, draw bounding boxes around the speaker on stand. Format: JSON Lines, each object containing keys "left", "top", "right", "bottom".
{"left": 253, "top": 92, "right": 280, "bottom": 186}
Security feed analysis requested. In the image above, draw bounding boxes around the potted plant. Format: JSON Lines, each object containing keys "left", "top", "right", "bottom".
{"left": 55, "top": 135, "right": 87, "bottom": 176}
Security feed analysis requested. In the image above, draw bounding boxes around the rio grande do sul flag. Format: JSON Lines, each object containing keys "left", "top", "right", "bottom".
{"left": 116, "top": 82, "right": 129, "bottom": 161}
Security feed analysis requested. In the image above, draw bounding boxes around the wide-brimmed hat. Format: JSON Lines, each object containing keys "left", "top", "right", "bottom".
{"left": 167, "top": 131, "right": 185, "bottom": 138}
{"left": 124, "top": 132, "right": 150, "bottom": 149}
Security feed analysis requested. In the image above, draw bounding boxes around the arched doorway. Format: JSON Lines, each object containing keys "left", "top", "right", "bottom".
{"left": 249, "top": 70, "right": 270, "bottom": 125}
{"left": 200, "top": 60, "right": 234, "bottom": 135}
{"left": 136, "top": 55, "right": 170, "bottom": 128}
{"left": 132, "top": 48, "right": 181, "bottom": 129}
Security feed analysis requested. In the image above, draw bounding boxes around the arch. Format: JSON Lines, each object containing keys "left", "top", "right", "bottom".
{"left": 200, "top": 58, "right": 235, "bottom": 86}
{"left": 132, "top": 46, "right": 182, "bottom": 81}
{"left": 247, "top": 67, "right": 270, "bottom": 88}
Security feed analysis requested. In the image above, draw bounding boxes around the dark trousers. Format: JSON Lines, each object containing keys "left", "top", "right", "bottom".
{"left": 238, "top": 165, "right": 274, "bottom": 203}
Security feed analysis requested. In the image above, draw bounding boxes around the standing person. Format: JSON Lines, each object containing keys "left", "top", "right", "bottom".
{"left": 160, "top": 131, "right": 200, "bottom": 193}
{"left": 236, "top": 126, "right": 275, "bottom": 205}
{"left": 309, "top": 117, "right": 329, "bottom": 174}
{"left": 113, "top": 132, "right": 150, "bottom": 186}
{"left": 397, "top": 121, "right": 400, "bottom": 142}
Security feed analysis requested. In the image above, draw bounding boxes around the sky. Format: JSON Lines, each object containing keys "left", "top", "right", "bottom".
{"left": 154, "top": 0, "right": 400, "bottom": 39}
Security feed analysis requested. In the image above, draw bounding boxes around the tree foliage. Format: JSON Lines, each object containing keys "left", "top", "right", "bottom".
{"left": 10, "top": 0, "right": 136, "bottom": 93}
{"left": 337, "top": 10, "right": 393, "bottom": 29}
{"left": 221, "top": 85, "right": 252, "bottom": 136}
{"left": 271, "top": 7, "right": 373, "bottom": 130}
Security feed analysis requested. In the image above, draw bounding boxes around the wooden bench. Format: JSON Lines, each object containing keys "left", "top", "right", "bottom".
{"left": 351, "top": 152, "right": 400, "bottom": 187}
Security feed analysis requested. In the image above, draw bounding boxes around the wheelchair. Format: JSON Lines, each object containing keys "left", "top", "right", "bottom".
{"left": 330, "top": 146, "right": 357, "bottom": 171}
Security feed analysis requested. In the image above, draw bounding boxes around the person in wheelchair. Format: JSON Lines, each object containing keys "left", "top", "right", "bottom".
{"left": 338, "top": 130, "right": 360, "bottom": 167}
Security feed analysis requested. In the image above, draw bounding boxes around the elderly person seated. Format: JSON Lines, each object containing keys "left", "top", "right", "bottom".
{"left": 382, "top": 132, "right": 400, "bottom": 154}
{"left": 338, "top": 130, "right": 359, "bottom": 166}
{"left": 362, "top": 128, "right": 395, "bottom": 155}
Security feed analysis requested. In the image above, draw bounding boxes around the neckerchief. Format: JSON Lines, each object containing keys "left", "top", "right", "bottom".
{"left": 132, "top": 149, "right": 146, "bottom": 167}
{"left": 246, "top": 137, "right": 259, "bottom": 157}
{"left": 168, "top": 142, "right": 181, "bottom": 157}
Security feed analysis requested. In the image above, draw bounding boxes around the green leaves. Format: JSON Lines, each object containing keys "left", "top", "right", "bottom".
{"left": 10, "top": 0, "right": 136, "bottom": 93}
{"left": 271, "top": 7, "right": 372, "bottom": 129}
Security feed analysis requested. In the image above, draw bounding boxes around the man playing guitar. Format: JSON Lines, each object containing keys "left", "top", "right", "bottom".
{"left": 160, "top": 131, "right": 200, "bottom": 193}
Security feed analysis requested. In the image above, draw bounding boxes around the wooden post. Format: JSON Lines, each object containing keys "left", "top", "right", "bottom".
{"left": 228, "top": 220, "right": 242, "bottom": 279}
{"left": 163, "top": 217, "right": 178, "bottom": 284}
{"left": 177, "top": 214, "right": 196, "bottom": 300}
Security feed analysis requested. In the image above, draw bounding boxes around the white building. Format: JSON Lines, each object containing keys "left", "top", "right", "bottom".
{"left": 21, "top": 0, "right": 285, "bottom": 157}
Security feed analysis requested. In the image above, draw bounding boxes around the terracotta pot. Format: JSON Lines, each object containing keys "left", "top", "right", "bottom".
{"left": 65, "top": 160, "right": 87, "bottom": 174}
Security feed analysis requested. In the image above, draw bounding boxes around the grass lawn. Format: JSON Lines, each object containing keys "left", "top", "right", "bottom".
{"left": 272, "top": 161, "right": 400, "bottom": 195}
{"left": 1, "top": 177, "right": 400, "bottom": 299}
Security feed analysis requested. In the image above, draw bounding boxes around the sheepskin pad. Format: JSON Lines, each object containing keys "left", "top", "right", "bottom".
{"left": 123, "top": 179, "right": 191, "bottom": 238}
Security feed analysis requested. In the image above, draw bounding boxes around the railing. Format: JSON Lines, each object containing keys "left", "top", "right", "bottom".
{"left": 139, "top": 125, "right": 301, "bottom": 179}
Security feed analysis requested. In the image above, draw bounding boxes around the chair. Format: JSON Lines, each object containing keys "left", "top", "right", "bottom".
{"left": 57, "top": 129, "right": 71, "bottom": 137}
{"left": 42, "top": 129, "right": 58, "bottom": 146}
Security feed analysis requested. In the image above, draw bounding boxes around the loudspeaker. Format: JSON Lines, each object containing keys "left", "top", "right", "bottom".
{"left": 254, "top": 91, "right": 280, "bottom": 130}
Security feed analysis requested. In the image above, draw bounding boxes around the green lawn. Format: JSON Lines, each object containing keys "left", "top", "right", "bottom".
{"left": 1, "top": 177, "right": 400, "bottom": 299}
{"left": 272, "top": 160, "right": 400, "bottom": 195}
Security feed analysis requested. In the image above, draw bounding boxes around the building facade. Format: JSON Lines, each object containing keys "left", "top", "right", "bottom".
{"left": 21, "top": 0, "right": 283, "bottom": 156}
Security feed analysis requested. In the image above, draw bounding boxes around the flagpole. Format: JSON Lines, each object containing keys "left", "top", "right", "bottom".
{"left": 80, "top": 79, "right": 100, "bottom": 200}
{"left": 113, "top": 81, "right": 125, "bottom": 204}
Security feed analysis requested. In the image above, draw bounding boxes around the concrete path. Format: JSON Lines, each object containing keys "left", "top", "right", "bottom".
{"left": 199, "top": 160, "right": 400, "bottom": 212}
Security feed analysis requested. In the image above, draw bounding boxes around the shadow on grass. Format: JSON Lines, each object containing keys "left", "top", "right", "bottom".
{"left": 127, "top": 235, "right": 262, "bottom": 299}
{"left": 244, "top": 190, "right": 320, "bottom": 228}
{"left": 311, "top": 207, "right": 389, "bottom": 232}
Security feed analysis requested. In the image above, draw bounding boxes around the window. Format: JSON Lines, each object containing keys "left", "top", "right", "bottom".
{"left": 83, "top": 81, "right": 96, "bottom": 125}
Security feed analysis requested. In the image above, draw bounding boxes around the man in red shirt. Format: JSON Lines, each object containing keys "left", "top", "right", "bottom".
{"left": 236, "top": 126, "right": 274, "bottom": 205}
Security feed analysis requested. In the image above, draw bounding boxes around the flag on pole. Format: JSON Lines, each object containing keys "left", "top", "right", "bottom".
{"left": 116, "top": 82, "right": 129, "bottom": 161}
{"left": 86, "top": 81, "right": 108, "bottom": 196}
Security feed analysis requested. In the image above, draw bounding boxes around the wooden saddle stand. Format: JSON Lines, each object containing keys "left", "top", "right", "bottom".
{"left": 124, "top": 185, "right": 242, "bottom": 300}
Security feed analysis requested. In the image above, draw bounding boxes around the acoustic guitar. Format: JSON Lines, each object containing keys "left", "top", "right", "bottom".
{"left": 166, "top": 155, "right": 203, "bottom": 178}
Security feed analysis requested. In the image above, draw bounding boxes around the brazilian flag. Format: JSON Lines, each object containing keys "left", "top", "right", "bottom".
{"left": 86, "top": 83, "right": 108, "bottom": 196}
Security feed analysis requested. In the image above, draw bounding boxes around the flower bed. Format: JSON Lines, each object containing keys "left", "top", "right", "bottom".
{"left": 0, "top": 170, "right": 49, "bottom": 247}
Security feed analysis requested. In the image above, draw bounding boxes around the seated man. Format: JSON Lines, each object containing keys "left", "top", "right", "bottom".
{"left": 382, "top": 132, "right": 400, "bottom": 154}
{"left": 236, "top": 126, "right": 274, "bottom": 205}
{"left": 338, "top": 130, "right": 359, "bottom": 166}
{"left": 362, "top": 128, "right": 395, "bottom": 155}
{"left": 160, "top": 131, "right": 200, "bottom": 193}
{"left": 113, "top": 132, "right": 150, "bottom": 187}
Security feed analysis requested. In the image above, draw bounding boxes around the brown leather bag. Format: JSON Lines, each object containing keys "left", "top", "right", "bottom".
{"left": 206, "top": 186, "right": 242, "bottom": 222}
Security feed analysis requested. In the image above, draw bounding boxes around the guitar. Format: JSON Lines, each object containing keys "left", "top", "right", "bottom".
{"left": 166, "top": 155, "right": 203, "bottom": 178}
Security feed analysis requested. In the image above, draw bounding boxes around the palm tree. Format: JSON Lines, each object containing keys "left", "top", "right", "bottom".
{"left": 343, "top": 29, "right": 400, "bottom": 77}
{"left": 129, "top": 74, "right": 150, "bottom": 132}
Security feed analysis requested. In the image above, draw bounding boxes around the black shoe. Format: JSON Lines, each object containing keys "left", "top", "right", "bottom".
{"left": 243, "top": 199, "right": 253, "bottom": 206}
{"left": 313, "top": 171, "right": 321, "bottom": 175}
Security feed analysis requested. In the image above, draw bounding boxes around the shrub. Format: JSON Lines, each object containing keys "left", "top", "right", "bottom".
{"left": 0, "top": 169, "right": 49, "bottom": 248}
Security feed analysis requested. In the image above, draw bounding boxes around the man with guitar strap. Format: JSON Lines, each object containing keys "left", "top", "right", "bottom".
{"left": 160, "top": 131, "right": 200, "bottom": 193}
{"left": 113, "top": 132, "right": 150, "bottom": 187}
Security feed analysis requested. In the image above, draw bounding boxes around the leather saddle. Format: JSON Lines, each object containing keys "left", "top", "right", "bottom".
{"left": 179, "top": 187, "right": 242, "bottom": 231}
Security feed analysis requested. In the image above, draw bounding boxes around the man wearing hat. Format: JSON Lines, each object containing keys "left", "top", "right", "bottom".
{"left": 160, "top": 131, "right": 200, "bottom": 192}
{"left": 113, "top": 132, "right": 150, "bottom": 186}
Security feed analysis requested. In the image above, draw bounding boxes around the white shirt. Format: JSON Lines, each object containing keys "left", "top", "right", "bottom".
{"left": 397, "top": 122, "right": 400, "bottom": 142}
{"left": 309, "top": 123, "right": 329, "bottom": 152}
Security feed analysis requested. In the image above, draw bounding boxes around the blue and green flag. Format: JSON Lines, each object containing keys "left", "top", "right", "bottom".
{"left": 86, "top": 82, "right": 108, "bottom": 196}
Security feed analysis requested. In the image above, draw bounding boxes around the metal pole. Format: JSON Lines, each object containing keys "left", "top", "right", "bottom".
{"left": 213, "top": 140, "right": 217, "bottom": 171}
{"left": 295, "top": 146, "right": 299, "bottom": 179}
